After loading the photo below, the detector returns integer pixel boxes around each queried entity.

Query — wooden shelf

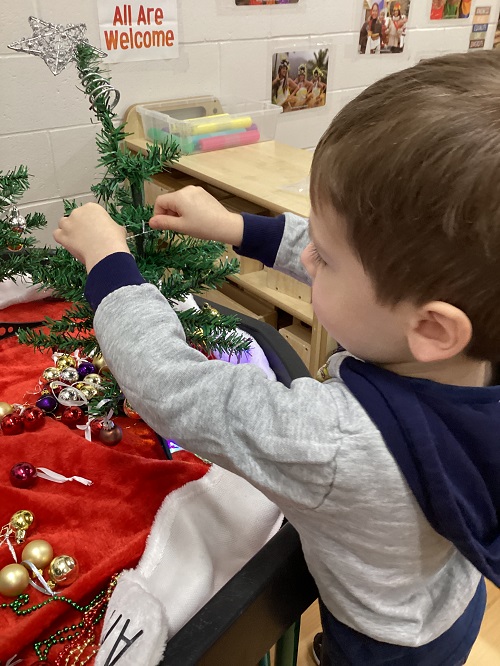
[124,105,311,218]
[229,272,313,326]
[125,101,332,374]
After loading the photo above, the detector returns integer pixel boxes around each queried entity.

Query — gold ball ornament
[42,367,61,382]
[22,539,54,570]
[0,563,30,597]
[92,354,109,373]
[56,355,77,370]
[0,402,14,419]
[0,564,30,597]
[74,383,97,400]
[10,509,34,544]
[48,555,79,588]
[83,373,102,388]
[203,303,220,317]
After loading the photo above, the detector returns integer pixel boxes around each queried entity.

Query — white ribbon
[36,467,93,486]
[22,559,55,596]
[77,401,114,442]
[49,380,88,407]
[51,350,80,365]
[77,416,94,442]
[6,655,23,666]
[0,526,18,562]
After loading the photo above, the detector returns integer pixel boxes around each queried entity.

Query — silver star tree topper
[8,16,87,75]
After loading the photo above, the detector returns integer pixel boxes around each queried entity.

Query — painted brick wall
[1,0,499,245]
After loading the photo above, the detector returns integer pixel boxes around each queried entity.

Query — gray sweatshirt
[93,213,480,647]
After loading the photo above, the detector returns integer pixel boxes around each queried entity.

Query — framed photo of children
[494,9,500,48]
[271,50,328,112]
[430,0,471,20]
[359,1,411,55]
[236,0,298,5]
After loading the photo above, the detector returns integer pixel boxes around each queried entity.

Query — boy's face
[301,205,414,364]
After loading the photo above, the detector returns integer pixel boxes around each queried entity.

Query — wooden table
[124,104,333,375]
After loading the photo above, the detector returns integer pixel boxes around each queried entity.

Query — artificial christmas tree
[0,165,48,282]
[8,37,248,422]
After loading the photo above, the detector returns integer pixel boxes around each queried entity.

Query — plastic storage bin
[136,96,282,155]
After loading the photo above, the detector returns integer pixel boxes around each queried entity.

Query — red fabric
[0,298,70,324]
[0,301,210,662]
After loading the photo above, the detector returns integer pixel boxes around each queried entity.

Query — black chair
[157,298,319,666]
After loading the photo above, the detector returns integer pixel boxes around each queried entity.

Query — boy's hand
[54,202,130,273]
[150,186,244,247]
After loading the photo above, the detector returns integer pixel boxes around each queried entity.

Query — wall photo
[359,1,411,55]
[494,8,500,47]
[430,0,471,20]
[271,50,329,112]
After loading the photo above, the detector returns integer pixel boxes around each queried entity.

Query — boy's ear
[406,301,472,363]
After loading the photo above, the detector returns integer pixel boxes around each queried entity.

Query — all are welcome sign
[97,1,179,62]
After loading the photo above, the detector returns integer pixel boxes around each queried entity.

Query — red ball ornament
[99,424,123,446]
[10,462,38,488]
[22,406,46,432]
[61,406,84,428]
[1,413,24,436]
[90,418,105,439]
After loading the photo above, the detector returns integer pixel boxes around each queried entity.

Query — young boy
[54,51,500,665]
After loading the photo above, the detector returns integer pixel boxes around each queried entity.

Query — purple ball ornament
[35,395,58,413]
[10,462,38,489]
[77,361,96,379]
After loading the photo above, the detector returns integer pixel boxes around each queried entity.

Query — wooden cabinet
[125,103,333,375]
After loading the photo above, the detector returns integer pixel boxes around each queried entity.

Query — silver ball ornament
[59,367,79,384]
[58,387,80,404]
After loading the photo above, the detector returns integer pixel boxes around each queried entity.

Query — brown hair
[310,51,500,361]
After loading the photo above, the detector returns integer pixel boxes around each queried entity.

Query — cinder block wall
[1,0,497,245]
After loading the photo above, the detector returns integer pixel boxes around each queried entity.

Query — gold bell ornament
[10,509,35,544]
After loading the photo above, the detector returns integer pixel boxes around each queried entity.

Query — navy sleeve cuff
[85,252,146,311]
[234,213,286,267]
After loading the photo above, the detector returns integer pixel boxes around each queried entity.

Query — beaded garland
[1,574,118,663]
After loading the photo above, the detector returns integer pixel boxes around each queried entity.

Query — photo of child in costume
[359,0,410,54]
[430,0,471,20]
[494,9,500,48]
[271,50,328,112]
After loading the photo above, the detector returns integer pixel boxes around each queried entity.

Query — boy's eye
[310,244,326,266]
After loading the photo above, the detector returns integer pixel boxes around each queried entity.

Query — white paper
[97,1,179,63]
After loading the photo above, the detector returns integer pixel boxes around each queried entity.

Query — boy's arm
[54,203,337,510]
[151,187,312,285]
[236,212,311,285]
[86,259,338,510]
